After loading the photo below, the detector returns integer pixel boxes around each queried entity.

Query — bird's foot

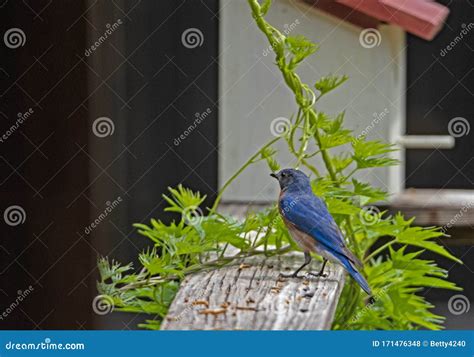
[306,271,328,279]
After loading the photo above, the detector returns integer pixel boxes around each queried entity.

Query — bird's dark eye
[281,172,286,177]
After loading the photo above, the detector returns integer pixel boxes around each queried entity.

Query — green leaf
[319,130,353,149]
[352,179,388,204]
[162,185,206,215]
[315,74,348,96]
[285,35,318,69]
[326,197,360,216]
[352,139,398,169]
[261,146,280,172]
[332,153,353,173]
[396,227,463,264]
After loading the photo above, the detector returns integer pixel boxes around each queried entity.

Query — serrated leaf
[352,179,388,204]
[396,227,462,264]
[319,130,353,149]
[285,35,318,69]
[315,74,348,96]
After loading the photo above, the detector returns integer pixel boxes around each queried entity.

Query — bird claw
[306,272,328,279]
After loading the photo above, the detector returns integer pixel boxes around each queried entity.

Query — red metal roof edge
[338,0,450,40]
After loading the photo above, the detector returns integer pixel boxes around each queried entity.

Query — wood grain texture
[389,189,474,226]
[161,253,345,330]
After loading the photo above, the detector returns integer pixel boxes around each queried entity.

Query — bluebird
[270,168,371,295]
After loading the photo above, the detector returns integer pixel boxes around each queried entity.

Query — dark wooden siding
[0,0,218,329]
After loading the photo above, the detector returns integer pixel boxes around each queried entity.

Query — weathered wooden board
[161,253,345,330]
[389,189,474,227]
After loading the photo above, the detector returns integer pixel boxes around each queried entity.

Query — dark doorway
[406,0,473,189]
[404,0,474,329]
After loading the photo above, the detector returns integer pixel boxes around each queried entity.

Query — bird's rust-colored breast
[278,201,316,253]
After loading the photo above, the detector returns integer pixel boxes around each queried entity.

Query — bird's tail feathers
[338,254,371,295]
[342,246,363,268]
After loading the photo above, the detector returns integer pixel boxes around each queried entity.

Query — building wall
[219,0,405,202]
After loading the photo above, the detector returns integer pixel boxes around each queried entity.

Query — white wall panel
[219,0,405,202]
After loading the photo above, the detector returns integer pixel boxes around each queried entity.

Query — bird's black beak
[270,173,278,179]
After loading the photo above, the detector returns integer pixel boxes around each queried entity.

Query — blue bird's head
[270,168,311,192]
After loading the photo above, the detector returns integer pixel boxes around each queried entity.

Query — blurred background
[0,0,472,329]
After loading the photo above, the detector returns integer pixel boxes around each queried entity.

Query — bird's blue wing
[280,192,356,261]
[280,191,369,294]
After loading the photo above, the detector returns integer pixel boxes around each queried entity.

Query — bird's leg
[279,252,311,278]
[307,258,328,278]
